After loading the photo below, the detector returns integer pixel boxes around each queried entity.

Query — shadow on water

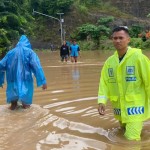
[0,51,150,150]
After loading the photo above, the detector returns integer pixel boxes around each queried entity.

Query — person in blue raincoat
[0,35,47,110]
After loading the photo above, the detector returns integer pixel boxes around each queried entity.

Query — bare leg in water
[10,101,30,110]
[10,100,18,110]
[22,102,30,109]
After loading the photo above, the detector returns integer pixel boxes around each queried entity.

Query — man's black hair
[112,26,129,35]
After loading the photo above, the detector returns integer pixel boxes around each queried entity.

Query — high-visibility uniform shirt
[98,47,150,123]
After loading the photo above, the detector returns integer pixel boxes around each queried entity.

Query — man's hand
[98,103,105,115]
[42,84,47,90]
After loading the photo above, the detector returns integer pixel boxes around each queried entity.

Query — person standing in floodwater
[60,41,69,62]
[70,40,80,63]
[0,35,47,110]
[98,26,150,141]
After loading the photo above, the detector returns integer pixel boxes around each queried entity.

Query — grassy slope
[32,1,150,49]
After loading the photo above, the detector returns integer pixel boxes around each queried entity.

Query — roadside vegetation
[0,0,150,58]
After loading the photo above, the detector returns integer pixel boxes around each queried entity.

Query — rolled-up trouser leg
[124,122,143,141]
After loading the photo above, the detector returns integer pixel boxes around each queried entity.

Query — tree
[0,29,11,59]
[39,0,74,15]
[0,0,34,58]
[79,0,101,6]
[129,24,144,38]
[76,16,114,46]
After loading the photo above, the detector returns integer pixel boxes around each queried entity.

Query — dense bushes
[78,38,150,51]
[141,39,150,50]
[129,38,150,50]
[71,16,114,48]
[0,0,35,58]
[0,0,150,58]
[0,0,74,58]
[0,29,11,59]
[74,22,150,51]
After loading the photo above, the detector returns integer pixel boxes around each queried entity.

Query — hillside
[31,1,150,49]
[1,0,150,53]
[108,0,150,18]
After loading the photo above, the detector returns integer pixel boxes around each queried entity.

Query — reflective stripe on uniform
[127,106,144,115]
[98,95,107,99]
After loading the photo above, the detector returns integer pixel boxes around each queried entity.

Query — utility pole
[57,13,64,44]
[33,9,64,45]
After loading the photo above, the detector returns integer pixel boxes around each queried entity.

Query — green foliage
[99,39,115,50]
[77,24,98,39]
[76,0,130,20]
[7,30,19,41]
[78,40,96,50]
[0,29,11,47]
[0,1,18,14]
[98,1,131,18]
[98,25,111,36]
[0,0,35,58]
[76,23,101,46]
[34,0,74,15]
[75,16,114,46]
[129,24,144,38]
[77,4,88,14]
[129,38,142,48]
[78,0,102,6]
[97,16,114,27]
[0,1,5,12]
[30,0,41,11]
[0,0,149,56]
[147,13,150,18]
[129,38,150,50]
[7,15,21,29]
[142,39,150,50]
[0,29,11,59]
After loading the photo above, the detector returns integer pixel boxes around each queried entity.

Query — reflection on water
[72,66,80,81]
[0,51,150,150]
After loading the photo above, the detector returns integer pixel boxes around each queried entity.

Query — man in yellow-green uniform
[98,26,150,140]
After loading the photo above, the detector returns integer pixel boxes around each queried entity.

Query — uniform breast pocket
[108,78,116,83]
[109,96,118,102]
[125,94,143,106]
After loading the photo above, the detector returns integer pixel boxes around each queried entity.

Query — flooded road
[0,50,150,150]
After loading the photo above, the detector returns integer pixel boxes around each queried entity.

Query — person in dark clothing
[60,41,69,62]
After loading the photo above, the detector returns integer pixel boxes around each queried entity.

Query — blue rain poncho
[0,71,4,87]
[0,35,47,104]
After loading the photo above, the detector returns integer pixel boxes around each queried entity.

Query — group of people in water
[60,40,80,63]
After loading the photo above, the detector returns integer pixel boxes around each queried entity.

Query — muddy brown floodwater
[0,50,150,150]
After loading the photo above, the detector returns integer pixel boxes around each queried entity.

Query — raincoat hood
[16,35,32,49]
